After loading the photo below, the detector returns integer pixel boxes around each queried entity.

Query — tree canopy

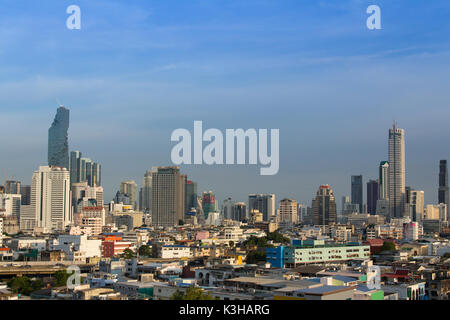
[7,276,43,296]
[246,250,266,264]
[138,245,152,257]
[380,241,396,252]
[170,286,218,300]
[120,248,136,259]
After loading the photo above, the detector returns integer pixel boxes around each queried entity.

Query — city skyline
[1,1,450,210]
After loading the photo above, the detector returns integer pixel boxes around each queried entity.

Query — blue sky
[1,0,450,209]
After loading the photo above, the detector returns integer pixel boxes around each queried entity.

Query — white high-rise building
[0,194,21,218]
[379,161,390,200]
[23,166,71,232]
[388,124,406,219]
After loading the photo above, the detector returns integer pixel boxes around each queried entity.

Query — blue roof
[355,284,378,292]
[332,275,357,283]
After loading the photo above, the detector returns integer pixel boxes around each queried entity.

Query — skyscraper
[48,106,70,169]
[184,180,197,213]
[388,124,406,219]
[139,170,152,213]
[248,194,275,221]
[202,191,216,220]
[409,190,425,222]
[5,181,21,195]
[379,161,389,200]
[120,180,138,210]
[351,175,363,213]
[367,180,379,215]
[341,196,350,214]
[439,160,449,213]
[20,185,31,205]
[70,151,101,187]
[313,185,337,226]
[151,166,186,227]
[279,198,298,224]
[23,166,71,231]
[233,202,247,222]
[222,197,234,220]
[71,181,104,214]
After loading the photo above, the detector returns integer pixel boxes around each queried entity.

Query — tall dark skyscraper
[48,106,70,169]
[439,160,449,209]
[20,185,31,205]
[367,180,379,215]
[351,175,363,213]
[185,180,198,214]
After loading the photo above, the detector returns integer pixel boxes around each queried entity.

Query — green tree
[170,286,218,300]
[380,241,396,252]
[7,276,44,296]
[53,270,73,287]
[138,245,152,257]
[246,250,266,264]
[121,248,136,259]
[267,231,290,244]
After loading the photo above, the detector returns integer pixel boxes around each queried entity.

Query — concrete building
[50,234,102,262]
[21,166,71,232]
[351,175,363,214]
[313,185,337,226]
[388,124,406,219]
[248,194,275,222]
[367,180,379,215]
[120,180,138,210]
[0,194,21,218]
[409,190,425,222]
[279,199,298,225]
[151,167,186,228]
[438,160,449,219]
[267,240,370,268]
[70,151,101,188]
[139,171,152,213]
[222,197,234,220]
[71,182,104,214]
[425,204,447,221]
